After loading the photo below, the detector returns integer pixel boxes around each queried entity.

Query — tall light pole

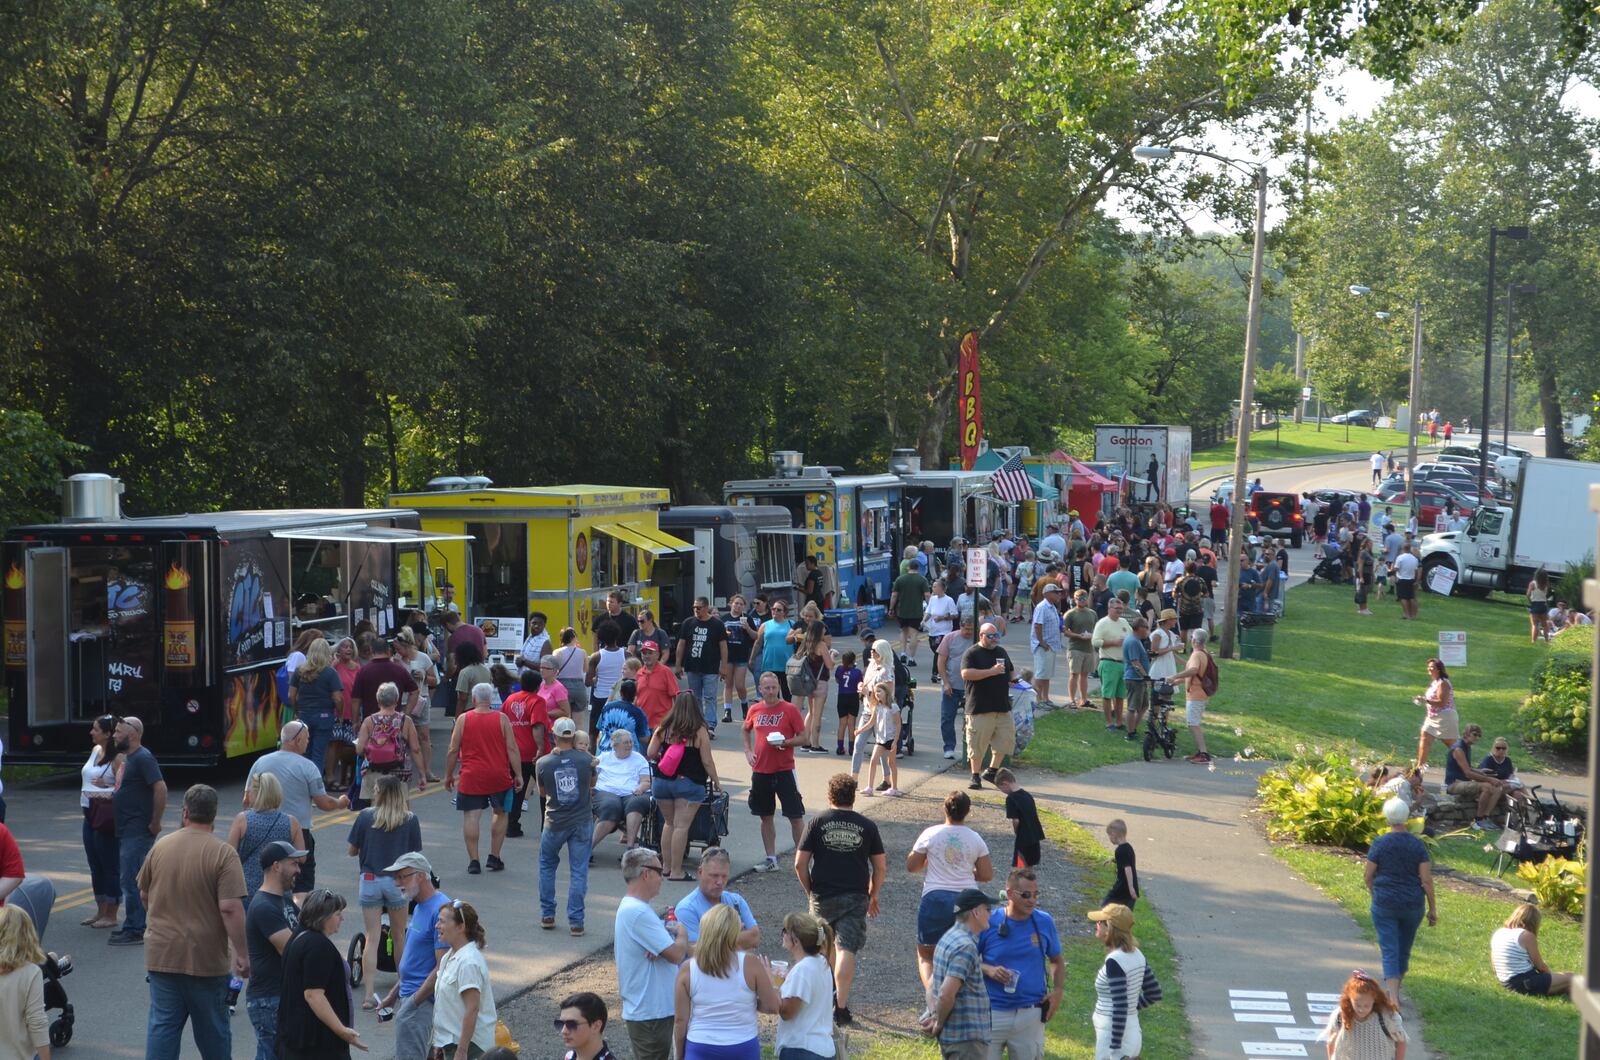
[1134,144,1267,659]
[1505,283,1537,446]
[1482,225,1529,493]
[1351,285,1423,508]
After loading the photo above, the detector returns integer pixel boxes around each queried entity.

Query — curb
[1191,443,1442,496]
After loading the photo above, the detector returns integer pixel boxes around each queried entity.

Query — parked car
[1247,490,1304,548]
[1377,482,1477,528]
[1331,408,1378,427]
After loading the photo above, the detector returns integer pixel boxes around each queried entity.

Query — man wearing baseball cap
[1064,589,1098,711]
[922,888,1000,1058]
[379,852,450,1059]
[537,716,597,935]
[632,640,680,729]
[1028,581,1064,709]
[245,840,306,1060]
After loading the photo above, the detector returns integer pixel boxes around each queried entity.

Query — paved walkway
[1024,758,1436,1060]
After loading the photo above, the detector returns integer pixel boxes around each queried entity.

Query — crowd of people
[5,497,1586,1060]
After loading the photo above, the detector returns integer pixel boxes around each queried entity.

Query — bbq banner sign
[958,330,982,471]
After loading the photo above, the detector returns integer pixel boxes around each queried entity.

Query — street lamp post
[1134,144,1267,659]
[1482,225,1529,493]
[1505,284,1537,446]
[1350,286,1423,508]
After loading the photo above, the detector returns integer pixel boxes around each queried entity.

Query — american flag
[990,453,1035,502]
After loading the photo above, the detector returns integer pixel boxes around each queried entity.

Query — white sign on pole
[1438,630,1467,668]
[965,548,988,587]
[1301,386,1312,400]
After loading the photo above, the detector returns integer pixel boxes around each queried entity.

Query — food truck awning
[269,525,475,544]
[594,521,696,558]
[1067,458,1118,491]
[757,528,846,537]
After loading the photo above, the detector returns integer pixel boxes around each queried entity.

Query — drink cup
[1003,968,1019,994]
[771,960,789,984]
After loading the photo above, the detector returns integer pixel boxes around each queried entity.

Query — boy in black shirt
[1103,818,1139,906]
[995,768,1044,868]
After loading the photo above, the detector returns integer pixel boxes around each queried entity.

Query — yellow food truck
[388,481,696,652]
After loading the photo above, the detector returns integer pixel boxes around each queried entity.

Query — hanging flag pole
[958,331,982,471]
[989,453,1036,503]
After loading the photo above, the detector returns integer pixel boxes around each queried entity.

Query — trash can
[1238,610,1278,662]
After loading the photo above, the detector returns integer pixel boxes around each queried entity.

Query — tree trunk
[1533,343,1567,459]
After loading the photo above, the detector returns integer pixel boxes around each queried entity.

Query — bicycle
[1142,682,1178,762]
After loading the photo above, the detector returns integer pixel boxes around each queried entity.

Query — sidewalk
[1023,759,1436,1060]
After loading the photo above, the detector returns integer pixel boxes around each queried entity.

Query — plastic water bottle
[227,975,243,1013]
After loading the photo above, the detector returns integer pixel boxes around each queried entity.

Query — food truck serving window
[466,522,527,619]
[860,507,892,554]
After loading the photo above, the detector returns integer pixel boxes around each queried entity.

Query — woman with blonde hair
[1491,902,1574,997]
[1323,969,1406,1059]
[674,904,780,1060]
[648,692,722,880]
[225,769,304,906]
[0,904,50,1060]
[289,637,347,786]
[1089,903,1161,1060]
[776,912,837,1058]
[346,773,421,1006]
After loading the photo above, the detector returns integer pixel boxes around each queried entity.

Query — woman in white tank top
[79,714,122,928]
[587,624,628,710]
[675,905,780,1059]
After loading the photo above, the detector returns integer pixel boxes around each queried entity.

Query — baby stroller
[11,877,75,1048]
[894,651,916,757]
[1306,552,1345,584]
[1496,785,1585,869]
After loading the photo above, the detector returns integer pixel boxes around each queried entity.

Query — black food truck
[3,476,466,766]
[655,505,795,628]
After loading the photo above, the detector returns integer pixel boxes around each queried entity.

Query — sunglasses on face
[553,1018,589,1032]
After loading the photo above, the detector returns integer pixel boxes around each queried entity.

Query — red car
[1408,483,1476,529]
[1247,491,1304,548]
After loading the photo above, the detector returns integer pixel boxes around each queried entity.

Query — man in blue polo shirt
[377,852,450,1060]
[978,867,1065,1060]
[673,847,759,952]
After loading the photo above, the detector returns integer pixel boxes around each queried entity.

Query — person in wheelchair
[591,730,654,857]
[1476,736,1533,810]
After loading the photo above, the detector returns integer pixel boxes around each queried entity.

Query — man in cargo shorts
[960,623,1015,789]
[1064,589,1099,711]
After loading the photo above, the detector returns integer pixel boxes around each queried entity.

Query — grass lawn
[1276,844,1579,1058]
[1192,421,1417,471]
[1023,581,1549,775]
[863,805,1191,1060]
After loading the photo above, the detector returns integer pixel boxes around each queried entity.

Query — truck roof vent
[59,473,124,522]
[771,451,804,478]
[425,476,470,491]
[890,448,921,474]
[462,475,494,488]
[801,465,830,478]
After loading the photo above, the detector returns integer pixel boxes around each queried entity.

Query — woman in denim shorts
[346,774,422,1004]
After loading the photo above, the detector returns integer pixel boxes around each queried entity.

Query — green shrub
[1553,555,1595,610]
[1257,751,1387,850]
[1516,846,1587,917]
[1516,625,1593,751]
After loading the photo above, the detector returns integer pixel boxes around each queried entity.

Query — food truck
[389,481,696,653]
[3,475,465,765]
[724,453,902,606]
[656,505,794,627]
[897,460,1011,546]
[964,446,1066,539]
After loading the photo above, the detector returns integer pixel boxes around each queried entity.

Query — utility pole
[1406,300,1422,508]
[1293,85,1313,424]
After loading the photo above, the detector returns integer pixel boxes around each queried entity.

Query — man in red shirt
[350,637,419,721]
[502,668,552,838]
[1210,498,1231,552]
[1095,546,1121,579]
[633,642,680,728]
[742,673,807,873]
[0,823,24,905]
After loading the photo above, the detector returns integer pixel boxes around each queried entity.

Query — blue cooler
[866,604,887,629]
[824,609,858,637]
